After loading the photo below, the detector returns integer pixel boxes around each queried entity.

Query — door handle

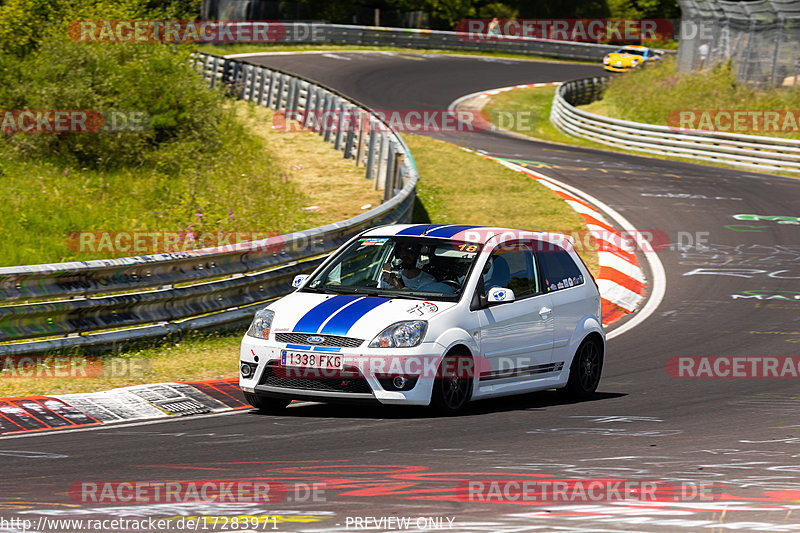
[539,306,552,319]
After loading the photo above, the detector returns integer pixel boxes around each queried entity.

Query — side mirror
[487,287,515,304]
[292,274,308,288]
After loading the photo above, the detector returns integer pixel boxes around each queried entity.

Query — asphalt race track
[2,52,800,532]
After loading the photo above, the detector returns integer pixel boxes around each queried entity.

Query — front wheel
[561,338,603,399]
[244,392,291,413]
[430,354,473,415]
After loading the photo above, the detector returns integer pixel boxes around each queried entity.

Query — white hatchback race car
[240,224,605,414]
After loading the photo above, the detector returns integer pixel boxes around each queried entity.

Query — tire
[561,337,603,399]
[430,353,473,415]
[244,392,291,413]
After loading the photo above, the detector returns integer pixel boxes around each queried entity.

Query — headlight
[369,321,427,348]
[246,308,274,339]
[603,57,609,64]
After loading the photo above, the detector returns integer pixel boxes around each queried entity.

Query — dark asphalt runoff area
[1,52,799,532]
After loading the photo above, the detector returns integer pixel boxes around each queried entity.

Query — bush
[3,30,230,170]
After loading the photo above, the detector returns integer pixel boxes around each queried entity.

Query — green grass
[483,61,800,177]
[0,102,383,267]
[1,133,596,397]
[483,85,611,150]
[406,134,589,236]
[0,330,243,397]
[593,57,800,140]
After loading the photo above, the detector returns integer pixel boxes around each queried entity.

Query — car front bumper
[240,336,446,406]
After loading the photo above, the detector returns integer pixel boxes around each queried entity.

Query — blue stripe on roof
[291,295,360,333]
[425,224,479,238]
[396,224,445,236]
[319,297,389,336]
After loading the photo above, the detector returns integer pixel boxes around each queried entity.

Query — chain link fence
[677,0,800,87]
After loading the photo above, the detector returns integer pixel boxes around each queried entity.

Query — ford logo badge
[307,336,324,344]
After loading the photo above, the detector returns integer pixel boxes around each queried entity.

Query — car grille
[260,362,372,394]
[274,332,364,348]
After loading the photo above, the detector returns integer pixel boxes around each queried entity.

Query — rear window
[535,241,585,292]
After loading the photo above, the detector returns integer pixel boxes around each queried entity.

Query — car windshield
[303,236,481,302]
[619,47,645,56]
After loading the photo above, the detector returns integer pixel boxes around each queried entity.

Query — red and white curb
[488,157,648,327]
[0,378,246,436]
[480,82,562,97]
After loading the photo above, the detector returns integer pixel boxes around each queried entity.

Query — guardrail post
[303,86,318,130]
[344,108,356,159]
[265,70,276,108]
[334,102,347,151]
[229,61,240,87]
[393,152,405,191]
[383,142,397,202]
[374,132,388,190]
[275,75,285,110]
[295,81,305,112]
[324,97,337,142]
[286,78,297,113]
[355,112,367,165]
[210,56,220,88]
[317,93,329,136]
[256,68,267,105]
[245,65,255,100]
[365,124,379,180]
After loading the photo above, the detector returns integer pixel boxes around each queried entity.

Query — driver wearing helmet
[380,242,436,290]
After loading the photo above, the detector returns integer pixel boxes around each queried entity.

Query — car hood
[605,53,640,63]
[268,292,455,340]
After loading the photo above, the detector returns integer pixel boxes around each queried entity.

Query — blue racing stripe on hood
[291,295,360,333]
[319,297,389,335]
[426,224,479,238]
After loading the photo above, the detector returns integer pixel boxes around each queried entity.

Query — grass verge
[483,69,800,177]
[1,133,596,397]
[596,57,800,141]
[0,331,244,397]
[0,101,381,266]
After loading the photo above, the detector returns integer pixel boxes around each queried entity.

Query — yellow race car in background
[603,45,662,72]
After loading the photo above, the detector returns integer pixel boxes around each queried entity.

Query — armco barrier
[551,76,800,174]
[299,23,622,61]
[0,52,418,355]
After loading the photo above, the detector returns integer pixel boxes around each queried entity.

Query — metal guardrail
[308,23,622,61]
[0,52,418,355]
[551,76,800,174]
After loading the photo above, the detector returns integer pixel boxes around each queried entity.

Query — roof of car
[362,224,572,245]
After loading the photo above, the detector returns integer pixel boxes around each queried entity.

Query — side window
[483,243,539,298]
[535,240,585,292]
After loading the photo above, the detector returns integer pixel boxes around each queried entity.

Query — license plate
[280,350,343,370]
